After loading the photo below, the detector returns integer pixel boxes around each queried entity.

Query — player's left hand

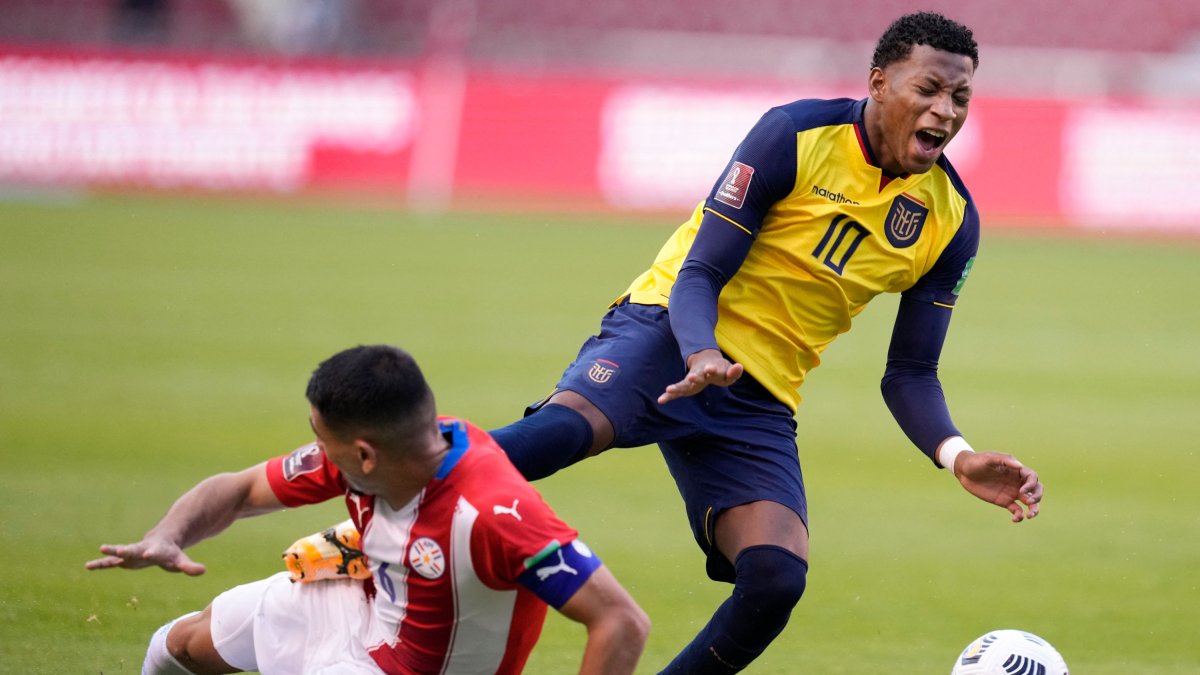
[953,451,1043,523]
[658,349,744,404]
[85,537,207,576]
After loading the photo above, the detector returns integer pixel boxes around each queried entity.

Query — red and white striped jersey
[265,417,590,674]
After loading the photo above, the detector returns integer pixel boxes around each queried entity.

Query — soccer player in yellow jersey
[492,12,1044,673]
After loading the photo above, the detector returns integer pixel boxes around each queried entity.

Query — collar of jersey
[853,98,911,186]
[435,419,470,480]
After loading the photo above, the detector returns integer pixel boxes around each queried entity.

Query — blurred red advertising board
[2,45,1197,230]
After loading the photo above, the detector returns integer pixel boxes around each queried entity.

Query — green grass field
[2,192,1198,674]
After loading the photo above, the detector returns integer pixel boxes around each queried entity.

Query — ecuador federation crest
[586,359,620,386]
[884,193,929,249]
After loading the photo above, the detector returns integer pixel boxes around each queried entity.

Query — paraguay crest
[408,537,446,579]
[884,193,929,249]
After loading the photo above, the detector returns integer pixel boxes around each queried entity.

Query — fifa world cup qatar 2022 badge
[283,443,324,481]
[885,193,929,249]
[715,162,755,209]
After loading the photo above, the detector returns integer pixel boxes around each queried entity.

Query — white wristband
[937,436,974,473]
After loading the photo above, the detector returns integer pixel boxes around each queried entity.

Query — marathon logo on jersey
[884,193,929,249]
[714,161,754,209]
[587,359,620,386]
[282,443,324,481]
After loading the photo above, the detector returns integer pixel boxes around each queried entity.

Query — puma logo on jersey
[493,499,522,520]
[347,492,373,524]
[535,550,578,581]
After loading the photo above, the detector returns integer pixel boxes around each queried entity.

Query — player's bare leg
[713,500,809,562]
[161,606,239,674]
[662,501,810,674]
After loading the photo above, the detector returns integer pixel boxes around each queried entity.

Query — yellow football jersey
[622,98,978,411]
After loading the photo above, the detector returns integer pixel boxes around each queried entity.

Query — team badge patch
[282,444,324,481]
[586,359,620,386]
[714,161,754,209]
[884,193,929,249]
[408,537,446,579]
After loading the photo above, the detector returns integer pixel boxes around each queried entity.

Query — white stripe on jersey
[364,489,422,651]
[441,496,518,675]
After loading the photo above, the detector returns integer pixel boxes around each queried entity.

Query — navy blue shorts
[538,301,805,582]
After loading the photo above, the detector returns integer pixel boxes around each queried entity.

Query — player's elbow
[623,601,652,648]
[599,596,651,654]
[608,601,652,671]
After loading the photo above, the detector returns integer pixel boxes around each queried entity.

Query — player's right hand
[85,538,207,576]
[954,451,1043,523]
[658,349,744,404]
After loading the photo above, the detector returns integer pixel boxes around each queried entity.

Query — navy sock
[489,404,595,480]
[660,545,808,674]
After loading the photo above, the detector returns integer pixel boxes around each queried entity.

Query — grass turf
[1,192,1197,673]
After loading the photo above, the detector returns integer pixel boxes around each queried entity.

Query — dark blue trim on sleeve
[517,539,603,610]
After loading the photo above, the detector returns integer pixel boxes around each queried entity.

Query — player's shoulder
[771,97,864,134]
[934,152,973,205]
[438,417,534,493]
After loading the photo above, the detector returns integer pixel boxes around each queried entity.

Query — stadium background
[1,1,1198,673]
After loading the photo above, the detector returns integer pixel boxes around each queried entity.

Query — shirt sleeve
[469,461,591,602]
[881,205,980,464]
[902,199,979,307]
[880,297,960,463]
[670,107,797,361]
[517,539,604,609]
[264,442,347,507]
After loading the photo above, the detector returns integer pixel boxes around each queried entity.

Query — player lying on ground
[489,11,1043,674]
[87,344,649,675]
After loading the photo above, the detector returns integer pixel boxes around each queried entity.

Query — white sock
[142,612,200,675]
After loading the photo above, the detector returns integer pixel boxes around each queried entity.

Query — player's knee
[162,608,230,675]
[734,544,808,617]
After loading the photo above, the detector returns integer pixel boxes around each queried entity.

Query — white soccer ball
[949,629,1069,675]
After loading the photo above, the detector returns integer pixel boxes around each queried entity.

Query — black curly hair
[871,12,978,71]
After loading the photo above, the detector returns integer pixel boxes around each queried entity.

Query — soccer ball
[949,629,1069,675]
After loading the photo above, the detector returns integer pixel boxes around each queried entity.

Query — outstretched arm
[659,213,754,404]
[85,462,283,575]
[557,565,650,675]
[883,298,1043,522]
[661,108,797,404]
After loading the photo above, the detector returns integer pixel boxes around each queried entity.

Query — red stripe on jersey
[390,488,458,673]
[853,122,870,164]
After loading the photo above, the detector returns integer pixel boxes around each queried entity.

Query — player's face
[869,44,974,175]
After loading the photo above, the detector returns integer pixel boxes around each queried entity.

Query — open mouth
[915,128,947,153]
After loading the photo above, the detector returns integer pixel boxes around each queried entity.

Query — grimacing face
[870,43,974,176]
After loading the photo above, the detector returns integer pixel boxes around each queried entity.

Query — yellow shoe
[282,519,371,583]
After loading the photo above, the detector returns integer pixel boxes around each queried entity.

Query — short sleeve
[265,442,346,507]
[702,107,798,234]
[517,539,603,609]
[468,468,581,590]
